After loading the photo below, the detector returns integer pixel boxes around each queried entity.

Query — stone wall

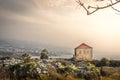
[75,48,92,61]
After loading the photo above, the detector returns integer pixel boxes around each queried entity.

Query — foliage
[92,60,120,67]
[1,56,120,80]
[2,57,120,80]
[21,53,31,63]
[40,49,49,59]
[92,60,101,67]
[109,60,120,67]
[57,61,101,80]
[100,58,110,66]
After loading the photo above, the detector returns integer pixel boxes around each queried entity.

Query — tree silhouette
[100,57,109,66]
[40,49,49,59]
[76,0,120,15]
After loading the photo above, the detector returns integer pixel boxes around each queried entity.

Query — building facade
[74,43,93,61]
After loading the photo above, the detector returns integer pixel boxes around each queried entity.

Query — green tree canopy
[100,57,109,66]
[40,49,49,59]
[21,53,31,63]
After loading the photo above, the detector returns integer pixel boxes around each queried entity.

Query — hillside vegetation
[0,56,120,80]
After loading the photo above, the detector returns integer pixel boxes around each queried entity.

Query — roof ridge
[75,43,92,49]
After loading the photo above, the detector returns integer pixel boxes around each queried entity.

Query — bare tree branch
[110,0,120,12]
[75,0,120,15]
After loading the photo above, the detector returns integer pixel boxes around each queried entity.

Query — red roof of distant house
[75,43,92,49]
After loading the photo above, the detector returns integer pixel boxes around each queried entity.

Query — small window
[84,50,86,54]
[87,50,89,54]
[79,50,81,54]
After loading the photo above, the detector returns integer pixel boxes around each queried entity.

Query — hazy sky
[0,0,120,59]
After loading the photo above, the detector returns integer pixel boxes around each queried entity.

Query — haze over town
[0,0,120,59]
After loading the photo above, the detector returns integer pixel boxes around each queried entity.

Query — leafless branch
[75,0,120,15]
[110,0,120,12]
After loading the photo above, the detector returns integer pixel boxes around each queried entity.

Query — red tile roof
[75,43,92,49]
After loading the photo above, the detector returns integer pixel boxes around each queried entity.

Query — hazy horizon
[0,0,120,59]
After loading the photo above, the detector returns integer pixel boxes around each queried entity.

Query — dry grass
[101,77,113,80]
[101,67,120,80]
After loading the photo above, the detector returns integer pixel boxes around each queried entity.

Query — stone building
[74,43,93,61]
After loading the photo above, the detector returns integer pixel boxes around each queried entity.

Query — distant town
[0,39,73,58]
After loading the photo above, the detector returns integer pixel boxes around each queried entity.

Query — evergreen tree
[40,49,49,59]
